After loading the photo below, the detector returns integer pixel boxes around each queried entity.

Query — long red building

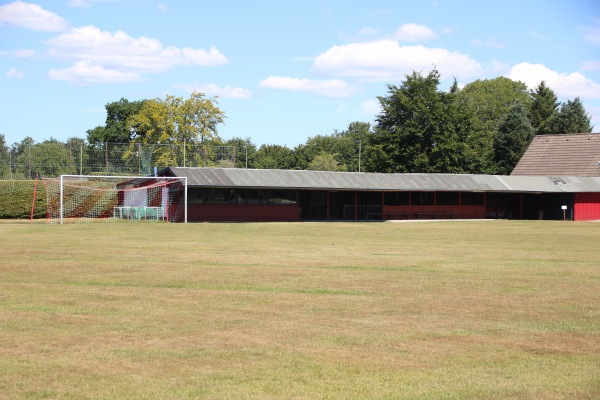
[159,167,600,222]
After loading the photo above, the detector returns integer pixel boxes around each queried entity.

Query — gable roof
[511,133,600,176]
[162,167,600,193]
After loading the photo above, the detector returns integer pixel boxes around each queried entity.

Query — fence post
[105,142,109,174]
[30,173,38,223]
[69,141,73,174]
[138,143,141,174]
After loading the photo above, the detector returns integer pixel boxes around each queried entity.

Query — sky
[1,0,599,148]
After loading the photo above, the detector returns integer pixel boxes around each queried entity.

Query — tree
[87,98,147,143]
[547,98,593,134]
[528,81,559,135]
[253,144,295,169]
[493,102,535,175]
[126,92,226,166]
[368,69,474,173]
[456,77,531,173]
[291,122,371,171]
[223,137,257,168]
[307,152,347,171]
[0,134,8,178]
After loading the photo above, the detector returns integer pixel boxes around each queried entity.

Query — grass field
[0,220,599,399]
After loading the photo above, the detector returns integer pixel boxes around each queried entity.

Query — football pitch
[0,221,599,399]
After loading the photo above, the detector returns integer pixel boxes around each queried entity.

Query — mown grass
[0,221,599,399]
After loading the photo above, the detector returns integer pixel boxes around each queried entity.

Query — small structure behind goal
[44,175,187,224]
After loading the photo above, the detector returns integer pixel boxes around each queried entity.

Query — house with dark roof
[512,133,600,176]
[159,167,600,222]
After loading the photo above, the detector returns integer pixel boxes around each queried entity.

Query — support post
[60,174,64,225]
[30,173,38,223]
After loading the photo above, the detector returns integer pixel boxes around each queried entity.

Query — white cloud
[11,49,35,58]
[581,17,600,46]
[177,83,251,99]
[580,60,600,71]
[311,39,482,81]
[259,76,357,97]
[0,1,68,31]
[392,23,437,42]
[472,38,505,48]
[361,99,380,115]
[48,60,142,83]
[43,25,228,82]
[357,27,378,37]
[5,67,25,78]
[508,62,600,99]
[68,0,96,7]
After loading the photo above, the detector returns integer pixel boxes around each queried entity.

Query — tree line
[1,69,593,177]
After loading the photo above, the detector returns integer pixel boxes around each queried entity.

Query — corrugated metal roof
[163,167,600,193]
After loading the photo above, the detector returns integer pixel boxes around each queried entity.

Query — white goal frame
[57,174,187,224]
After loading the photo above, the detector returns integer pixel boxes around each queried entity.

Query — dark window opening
[411,192,434,206]
[384,192,409,205]
[436,192,459,206]
[461,192,484,206]
[187,188,298,205]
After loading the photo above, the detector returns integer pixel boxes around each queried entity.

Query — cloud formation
[44,25,228,83]
[581,17,600,46]
[509,62,600,99]
[311,39,482,81]
[48,60,141,83]
[0,1,68,32]
[177,83,252,99]
[5,67,25,78]
[392,23,437,42]
[259,76,357,97]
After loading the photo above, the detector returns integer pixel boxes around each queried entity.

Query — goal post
[44,175,187,224]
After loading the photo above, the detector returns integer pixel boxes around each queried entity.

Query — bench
[365,212,410,220]
[414,212,454,219]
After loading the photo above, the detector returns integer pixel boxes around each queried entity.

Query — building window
[436,192,459,205]
[188,188,298,205]
[384,192,409,205]
[411,192,434,206]
[461,192,484,206]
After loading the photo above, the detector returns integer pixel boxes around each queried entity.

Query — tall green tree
[292,122,371,171]
[223,137,257,168]
[368,69,474,173]
[126,92,226,166]
[547,98,593,134]
[253,144,295,169]
[456,77,531,173]
[0,134,8,178]
[87,98,147,143]
[493,102,535,175]
[307,152,347,171]
[528,81,559,135]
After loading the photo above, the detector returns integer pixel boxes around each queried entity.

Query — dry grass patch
[0,221,599,399]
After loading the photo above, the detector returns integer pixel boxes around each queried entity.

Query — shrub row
[0,180,47,219]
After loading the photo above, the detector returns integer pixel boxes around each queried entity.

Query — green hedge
[0,180,47,219]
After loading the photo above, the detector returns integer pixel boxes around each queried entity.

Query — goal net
[43,175,187,224]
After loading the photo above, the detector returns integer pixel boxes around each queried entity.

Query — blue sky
[1,0,599,148]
